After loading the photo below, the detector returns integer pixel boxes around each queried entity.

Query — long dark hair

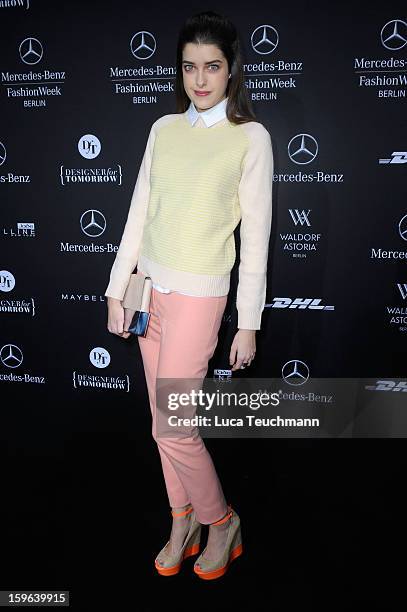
[175,11,257,125]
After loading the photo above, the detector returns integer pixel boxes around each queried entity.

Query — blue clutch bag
[122,272,153,337]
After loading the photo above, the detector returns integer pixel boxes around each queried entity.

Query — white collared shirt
[186,95,228,127]
[152,96,228,295]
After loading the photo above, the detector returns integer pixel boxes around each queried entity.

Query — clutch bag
[122,271,153,337]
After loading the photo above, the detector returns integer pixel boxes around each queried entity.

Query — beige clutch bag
[122,271,153,337]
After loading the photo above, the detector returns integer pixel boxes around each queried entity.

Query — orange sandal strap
[171,505,193,517]
[211,506,233,526]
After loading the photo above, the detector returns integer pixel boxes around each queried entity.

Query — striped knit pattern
[139,115,248,275]
[104,109,274,330]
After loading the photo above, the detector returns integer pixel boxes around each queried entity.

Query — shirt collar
[186,96,228,127]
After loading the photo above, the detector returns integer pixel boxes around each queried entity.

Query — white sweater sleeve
[236,122,274,330]
[104,121,156,300]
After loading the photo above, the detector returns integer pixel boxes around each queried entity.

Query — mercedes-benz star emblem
[0,142,6,166]
[288,134,319,165]
[282,359,310,385]
[19,37,43,65]
[398,214,407,241]
[1,344,24,368]
[381,19,407,51]
[80,210,107,237]
[250,25,279,55]
[130,31,156,60]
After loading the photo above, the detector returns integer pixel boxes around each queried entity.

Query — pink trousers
[137,281,229,525]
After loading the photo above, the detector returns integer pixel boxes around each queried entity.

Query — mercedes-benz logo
[251,25,279,55]
[0,271,15,292]
[1,344,23,368]
[282,359,309,385]
[19,37,43,65]
[130,31,156,60]
[288,134,319,165]
[89,347,110,368]
[80,210,106,237]
[398,213,407,241]
[381,19,407,51]
[78,134,101,159]
[0,142,6,166]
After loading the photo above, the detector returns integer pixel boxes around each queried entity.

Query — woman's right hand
[107,297,131,339]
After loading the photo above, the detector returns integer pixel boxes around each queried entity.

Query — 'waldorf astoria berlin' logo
[279,209,322,258]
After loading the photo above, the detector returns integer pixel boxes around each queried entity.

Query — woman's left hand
[229,329,256,371]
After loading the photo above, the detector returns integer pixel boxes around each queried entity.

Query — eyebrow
[182,59,223,64]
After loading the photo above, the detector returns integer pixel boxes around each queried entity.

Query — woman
[105,11,273,580]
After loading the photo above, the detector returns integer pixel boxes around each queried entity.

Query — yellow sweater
[105,111,273,330]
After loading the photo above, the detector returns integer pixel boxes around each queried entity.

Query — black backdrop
[2,1,407,418]
[1,0,406,607]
